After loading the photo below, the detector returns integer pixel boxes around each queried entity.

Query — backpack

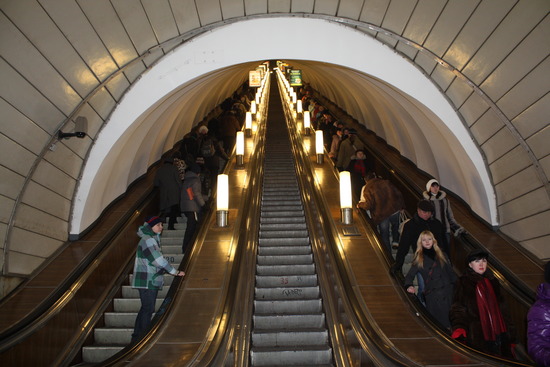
[199,137,215,158]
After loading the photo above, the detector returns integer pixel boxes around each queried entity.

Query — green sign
[289,70,302,86]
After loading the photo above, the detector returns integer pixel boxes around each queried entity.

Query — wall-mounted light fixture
[303,111,311,135]
[245,112,252,137]
[236,131,244,166]
[217,174,229,227]
[315,130,324,164]
[339,171,353,224]
[58,116,88,140]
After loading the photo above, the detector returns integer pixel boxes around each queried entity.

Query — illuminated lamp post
[245,112,252,137]
[217,174,229,227]
[303,111,311,135]
[339,171,353,224]
[315,130,324,164]
[236,131,244,166]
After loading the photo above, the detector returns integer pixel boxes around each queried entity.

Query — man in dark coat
[153,156,182,230]
[392,199,447,276]
[357,172,404,254]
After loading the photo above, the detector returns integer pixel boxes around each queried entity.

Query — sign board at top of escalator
[249,70,262,87]
[289,69,302,87]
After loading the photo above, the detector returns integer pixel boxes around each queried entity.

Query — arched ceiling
[1,1,548,280]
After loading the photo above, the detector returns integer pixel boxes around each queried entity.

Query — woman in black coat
[405,230,456,328]
[450,249,516,358]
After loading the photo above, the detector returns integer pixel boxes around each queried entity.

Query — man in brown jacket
[357,172,404,254]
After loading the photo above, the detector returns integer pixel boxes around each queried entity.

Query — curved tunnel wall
[0,2,548,291]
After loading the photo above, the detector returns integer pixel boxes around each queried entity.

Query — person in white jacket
[423,179,465,246]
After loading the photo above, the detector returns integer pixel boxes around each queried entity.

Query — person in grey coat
[154,156,182,230]
[180,163,205,254]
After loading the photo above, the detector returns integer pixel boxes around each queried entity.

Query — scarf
[475,277,507,341]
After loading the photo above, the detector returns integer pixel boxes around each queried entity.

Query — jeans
[378,210,401,254]
[132,288,158,343]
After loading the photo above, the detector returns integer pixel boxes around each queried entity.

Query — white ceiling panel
[431,63,455,91]
[112,0,157,54]
[0,166,25,200]
[512,92,550,139]
[313,0,338,15]
[527,125,550,159]
[446,77,474,109]
[489,145,532,185]
[443,0,515,70]
[359,0,388,26]
[221,0,245,18]
[245,0,267,15]
[336,0,363,19]
[196,0,223,25]
[269,0,291,13]
[0,134,36,177]
[0,60,65,133]
[142,0,179,43]
[104,72,132,102]
[291,0,314,13]
[381,0,415,35]
[481,127,517,165]
[470,108,505,145]
[78,0,139,67]
[170,0,201,33]
[0,99,50,156]
[402,0,446,45]
[423,0,478,57]
[458,92,490,126]
[40,0,119,81]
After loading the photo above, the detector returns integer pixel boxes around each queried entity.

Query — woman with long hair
[405,230,456,328]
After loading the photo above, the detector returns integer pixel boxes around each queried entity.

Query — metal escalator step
[113,298,163,312]
[261,200,301,207]
[104,312,139,327]
[260,210,304,217]
[250,345,333,366]
[257,254,313,265]
[253,313,325,329]
[93,327,132,345]
[259,230,308,238]
[255,286,320,300]
[256,264,315,276]
[255,274,317,287]
[251,329,329,347]
[258,238,310,246]
[258,246,311,256]
[260,216,305,224]
[260,222,307,231]
[254,299,322,314]
[82,346,125,364]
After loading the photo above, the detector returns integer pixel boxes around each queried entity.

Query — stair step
[255,286,319,300]
[82,345,125,364]
[113,298,163,312]
[259,230,309,239]
[253,313,325,329]
[104,312,139,327]
[257,254,312,265]
[260,216,305,224]
[251,329,329,347]
[254,299,323,314]
[94,328,133,344]
[260,222,307,231]
[258,246,311,256]
[258,238,310,246]
[250,345,333,366]
[255,275,317,287]
[256,264,315,276]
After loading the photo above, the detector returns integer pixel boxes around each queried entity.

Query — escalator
[0,67,540,367]
[250,100,333,365]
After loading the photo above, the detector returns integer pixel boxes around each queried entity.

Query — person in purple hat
[527,262,550,366]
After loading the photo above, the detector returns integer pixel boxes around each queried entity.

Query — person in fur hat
[424,179,465,246]
[450,249,516,358]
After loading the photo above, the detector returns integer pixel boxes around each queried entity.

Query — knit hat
[426,179,439,192]
[145,216,163,228]
[466,248,489,264]
[198,125,208,134]
[417,199,434,213]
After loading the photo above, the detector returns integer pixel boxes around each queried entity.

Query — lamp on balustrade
[296,100,303,114]
[250,101,257,115]
[303,111,311,135]
[245,112,252,137]
[315,130,324,164]
[236,131,244,166]
[339,171,353,224]
[217,174,229,227]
